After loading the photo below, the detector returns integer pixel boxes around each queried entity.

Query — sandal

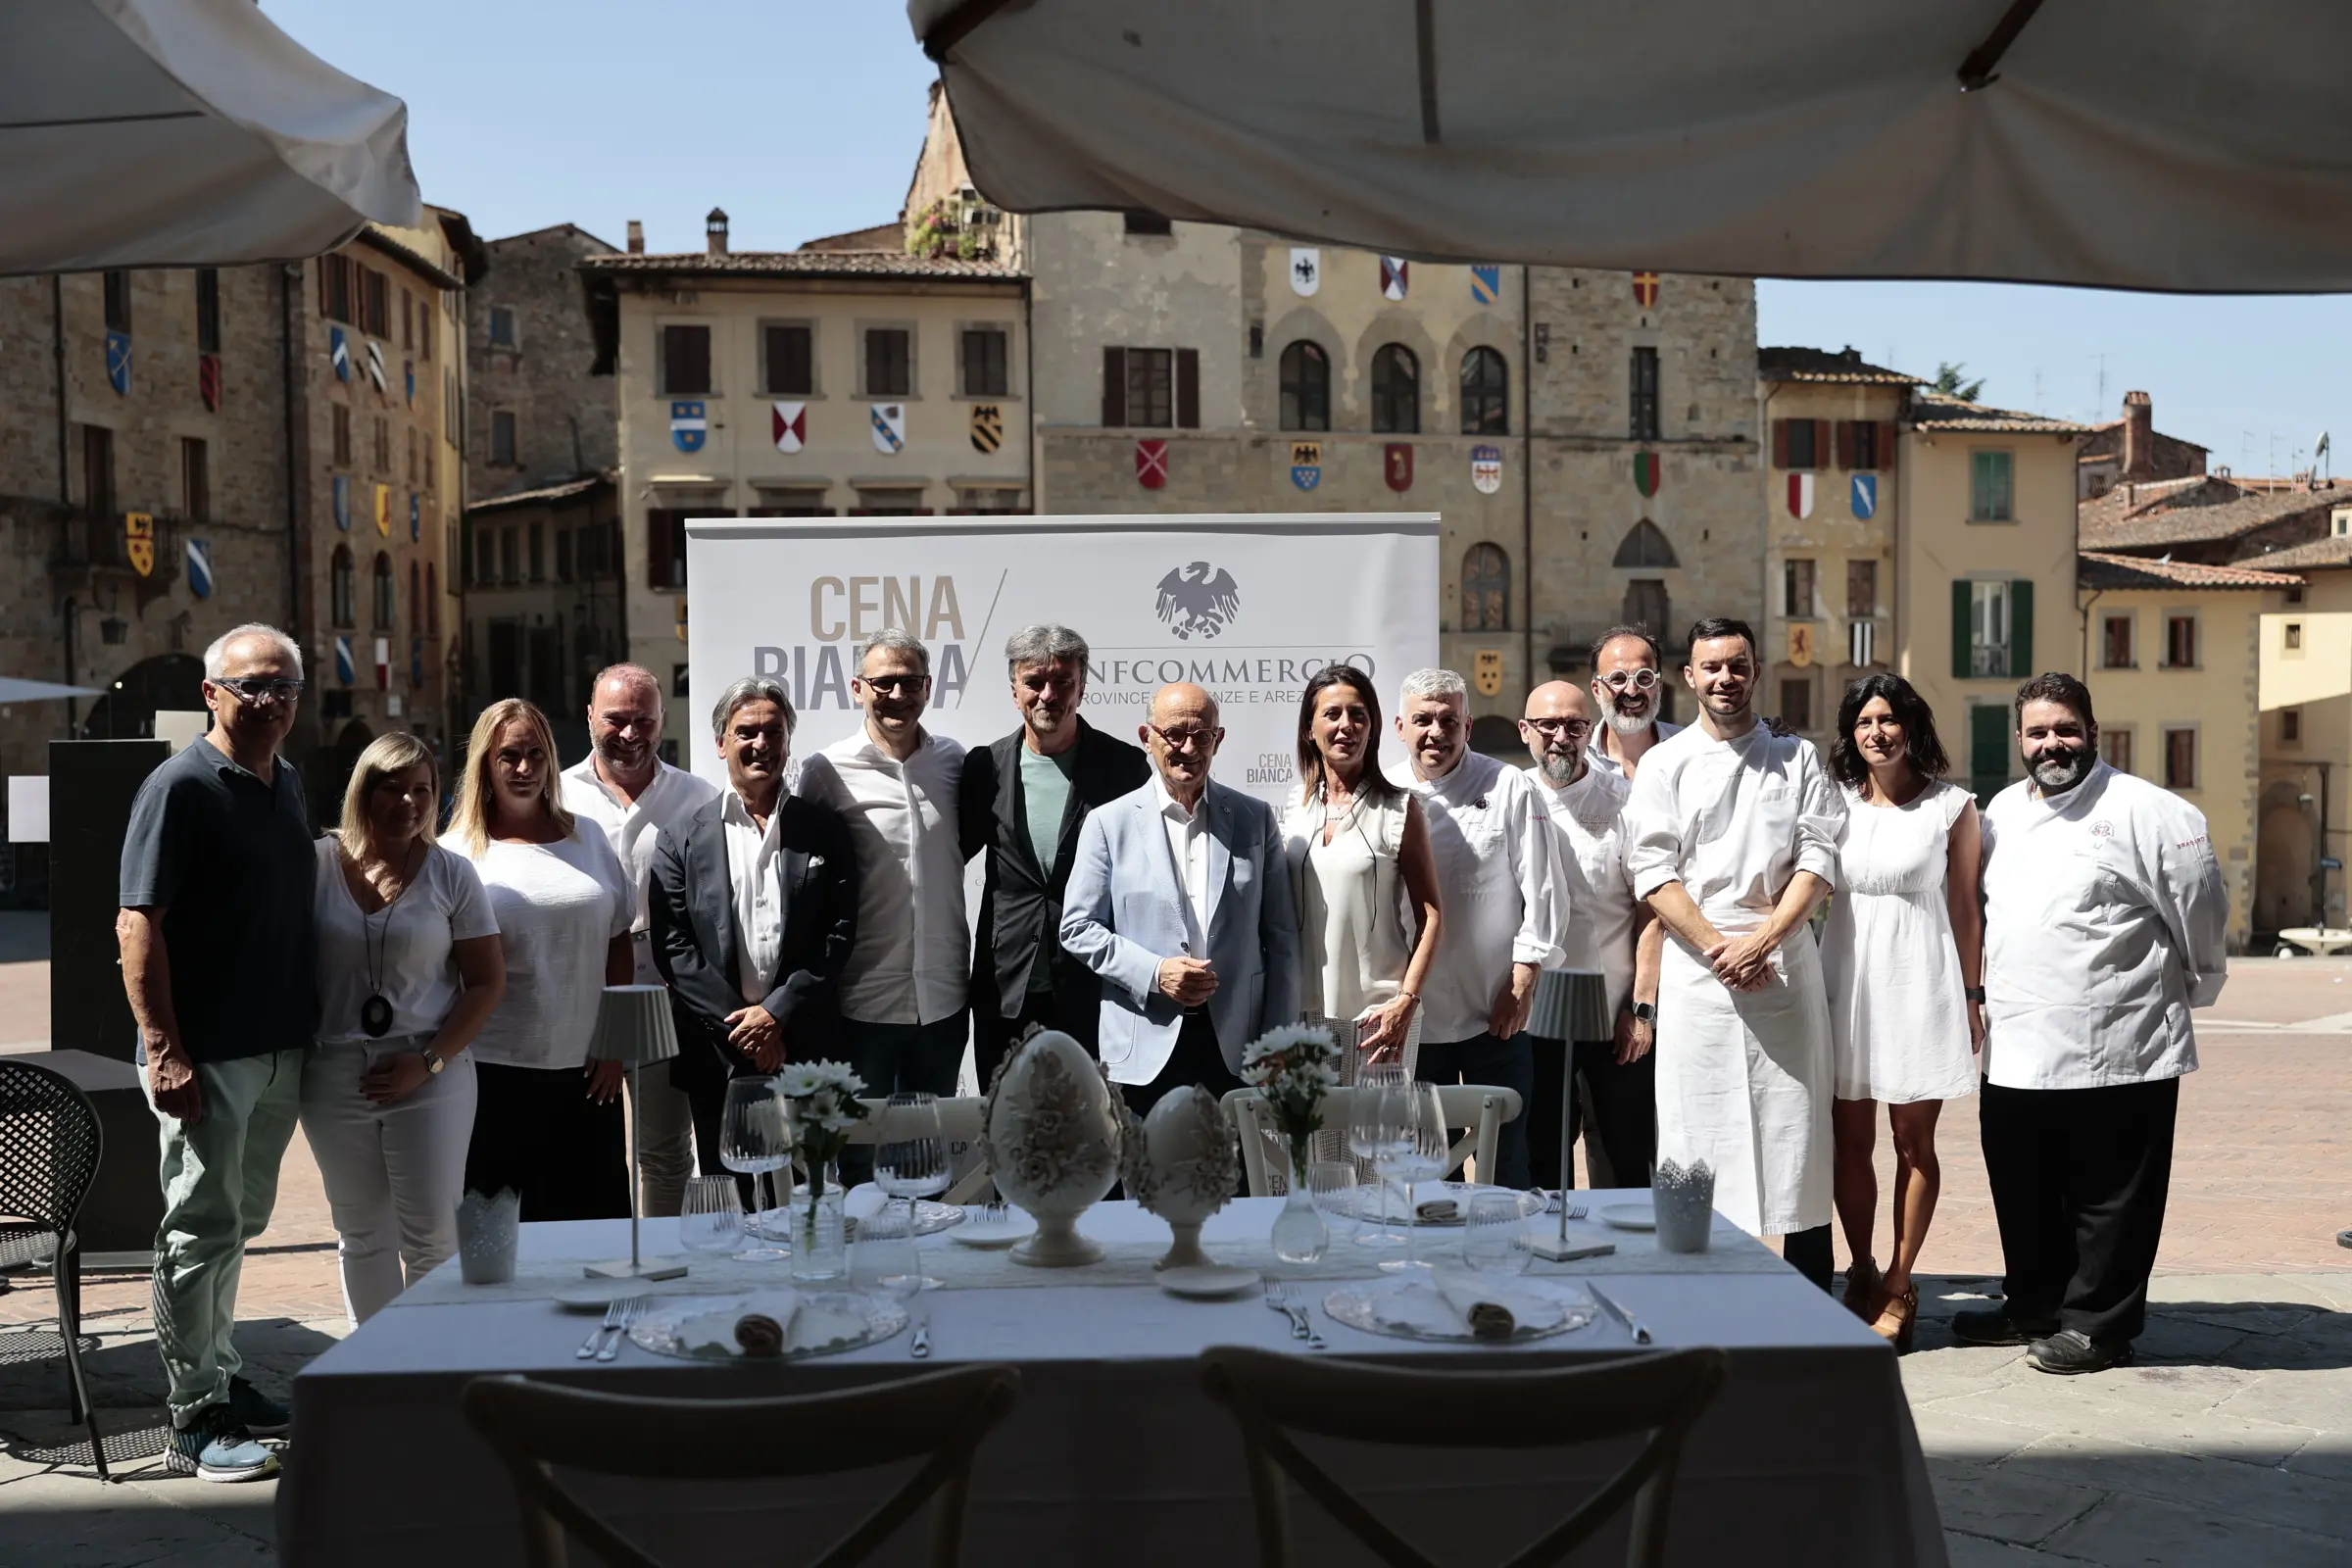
[1872,1284,1919,1353]
[1841,1256,1882,1322]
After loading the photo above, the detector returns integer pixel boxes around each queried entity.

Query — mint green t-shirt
[1019,745,1078,994]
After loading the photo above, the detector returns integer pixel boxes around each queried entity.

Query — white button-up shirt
[1389,749,1566,1043]
[1529,761,1640,1020]
[561,756,720,983]
[1586,717,1684,780]
[719,787,788,1005]
[1152,771,1212,954]
[795,727,967,1025]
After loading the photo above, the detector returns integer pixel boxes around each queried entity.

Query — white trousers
[299,1037,478,1324]
[628,1067,697,1218]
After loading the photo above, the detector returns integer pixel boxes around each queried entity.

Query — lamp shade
[1526,968,1613,1045]
[587,984,679,1069]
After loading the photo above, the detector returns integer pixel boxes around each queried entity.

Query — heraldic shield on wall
[871,403,907,455]
[1385,443,1413,492]
[1291,441,1320,491]
[670,401,707,453]
[1136,438,1169,489]
[772,401,806,453]
[1471,444,1503,495]
[970,403,1004,454]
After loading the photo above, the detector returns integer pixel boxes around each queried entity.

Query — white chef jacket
[1980,761,2228,1090]
[1388,749,1565,1043]
[794,727,967,1026]
[1528,762,1639,1020]
[1152,772,1212,955]
[561,756,719,984]
[1586,718,1683,780]
[718,787,787,1005]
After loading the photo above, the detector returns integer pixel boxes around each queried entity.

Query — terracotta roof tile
[1907,391,2089,433]
[2237,536,2352,571]
[2078,551,2302,590]
[579,250,1022,281]
[1758,346,1924,385]
[2081,484,2348,550]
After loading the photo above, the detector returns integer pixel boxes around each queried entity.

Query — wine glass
[1348,1063,1408,1250]
[678,1175,744,1257]
[854,1202,924,1307]
[1462,1190,1533,1278]
[874,1092,949,1289]
[1375,1080,1447,1274]
[719,1076,792,1260]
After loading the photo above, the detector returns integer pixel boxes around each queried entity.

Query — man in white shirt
[1587,625,1685,782]
[1521,680,1662,1191]
[795,631,968,1175]
[1388,667,1566,1190]
[1626,617,1845,1290]
[560,664,718,1217]
[1959,672,2230,1374]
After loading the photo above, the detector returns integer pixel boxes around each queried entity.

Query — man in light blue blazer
[1060,683,1301,1116]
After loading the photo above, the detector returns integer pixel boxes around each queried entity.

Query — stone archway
[2256,797,2316,934]
[80,654,204,740]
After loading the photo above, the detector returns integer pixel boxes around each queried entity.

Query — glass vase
[1270,1150,1329,1264]
[790,1156,848,1283]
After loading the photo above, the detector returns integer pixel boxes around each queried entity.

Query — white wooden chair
[1220,1084,1523,1197]
[845,1096,996,1203]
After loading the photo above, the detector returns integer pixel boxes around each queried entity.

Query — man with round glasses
[1586,625,1684,782]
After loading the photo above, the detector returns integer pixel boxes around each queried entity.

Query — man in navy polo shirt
[118,623,319,1482]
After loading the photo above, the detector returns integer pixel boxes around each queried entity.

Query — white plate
[1158,1264,1262,1299]
[1322,1277,1597,1344]
[627,1291,904,1362]
[1331,1181,1542,1228]
[1598,1202,1656,1232]
[552,1279,649,1311]
[950,1213,1037,1250]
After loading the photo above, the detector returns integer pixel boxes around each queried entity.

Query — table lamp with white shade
[583,984,689,1282]
[1523,966,1613,1261]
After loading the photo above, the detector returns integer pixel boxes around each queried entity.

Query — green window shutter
[2010,577,2034,676]
[1969,704,2011,805]
[1951,579,1973,678]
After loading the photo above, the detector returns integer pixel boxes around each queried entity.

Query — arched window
[1371,343,1419,434]
[426,562,439,637]
[409,561,422,635]
[1278,340,1329,431]
[1460,347,1509,435]
[1612,519,1679,568]
[371,552,395,629]
[1461,542,1510,630]
[330,545,356,628]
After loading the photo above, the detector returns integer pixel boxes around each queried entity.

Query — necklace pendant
[362,994,394,1038]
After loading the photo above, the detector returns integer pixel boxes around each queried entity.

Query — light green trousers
[146,1048,306,1429]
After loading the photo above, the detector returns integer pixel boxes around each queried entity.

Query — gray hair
[710,675,796,739]
[203,622,303,681]
[858,627,930,680]
[1004,622,1090,678]
[1399,667,1468,706]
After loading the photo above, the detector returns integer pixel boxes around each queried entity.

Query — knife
[1587,1284,1653,1346]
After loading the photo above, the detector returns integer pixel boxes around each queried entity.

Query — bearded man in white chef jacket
[1626,617,1846,1291]
[1955,672,2229,1375]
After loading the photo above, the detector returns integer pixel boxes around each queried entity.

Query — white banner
[682,514,1440,808]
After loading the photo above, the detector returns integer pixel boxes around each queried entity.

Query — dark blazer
[648,790,857,1094]
[958,718,1152,1021]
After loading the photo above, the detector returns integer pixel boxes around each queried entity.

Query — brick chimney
[625,220,644,255]
[2123,390,2154,480]
[706,208,729,256]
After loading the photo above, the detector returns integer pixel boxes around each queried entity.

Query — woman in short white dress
[1821,673,1984,1350]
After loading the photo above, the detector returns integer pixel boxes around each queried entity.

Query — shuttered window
[1952,578,2033,679]
[662,325,711,395]
[764,325,812,395]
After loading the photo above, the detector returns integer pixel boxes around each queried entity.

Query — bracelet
[1964,986,1986,1004]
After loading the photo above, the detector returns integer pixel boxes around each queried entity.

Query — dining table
[274,1193,1947,1567]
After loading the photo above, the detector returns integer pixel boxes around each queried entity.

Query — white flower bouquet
[1241,1022,1343,1178]
[778,1060,869,1200]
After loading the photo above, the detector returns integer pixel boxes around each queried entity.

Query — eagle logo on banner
[1136,438,1169,489]
[970,404,1003,454]
[772,401,807,453]
[106,331,131,395]
[1380,257,1409,301]
[185,537,214,600]
[330,326,351,381]
[366,339,386,393]
[1291,441,1321,491]
[334,635,356,687]
[1155,562,1240,640]
[1385,443,1414,492]
[1633,270,1661,309]
[1788,472,1816,518]
[199,353,222,412]
[1289,247,1321,297]
[1471,265,1501,305]
[871,403,906,455]
[669,401,707,454]
[124,512,154,577]
[1634,451,1661,498]
[1851,473,1879,519]
[1471,444,1503,495]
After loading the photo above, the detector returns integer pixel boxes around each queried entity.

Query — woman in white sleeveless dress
[1282,668,1443,1080]
[1821,674,1984,1350]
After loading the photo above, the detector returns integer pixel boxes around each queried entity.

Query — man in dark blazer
[959,624,1151,1089]
[649,675,856,1173]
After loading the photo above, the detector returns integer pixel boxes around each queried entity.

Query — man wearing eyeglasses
[795,630,967,1174]
[116,623,318,1482]
[1521,681,1661,1193]
[1586,625,1684,782]
[1060,682,1299,1117]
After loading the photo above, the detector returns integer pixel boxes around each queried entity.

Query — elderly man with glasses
[1587,624,1685,782]
[116,623,318,1482]
[1060,682,1299,1117]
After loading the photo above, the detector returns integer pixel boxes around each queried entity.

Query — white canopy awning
[912,0,2352,293]
[0,678,103,705]
[1,0,422,275]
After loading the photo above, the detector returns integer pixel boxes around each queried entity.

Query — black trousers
[975,985,1099,1094]
[465,1061,629,1223]
[1981,1074,2180,1344]
[1417,1032,1535,1190]
[1120,1012,1241,1121]
[1529,1034,1658,1192]
[837,1013,968,1186]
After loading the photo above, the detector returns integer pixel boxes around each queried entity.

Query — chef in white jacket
[1626,617,1846,1290]
[1956,672,2229,1375]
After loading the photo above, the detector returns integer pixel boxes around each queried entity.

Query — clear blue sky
[269,0,2350,474]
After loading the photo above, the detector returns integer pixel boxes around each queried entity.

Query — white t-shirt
[466,831,633,1070]
[314,839,499,1046]
[559,757,720,983]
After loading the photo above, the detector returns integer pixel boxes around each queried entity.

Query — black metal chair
[0,1058,110,1481]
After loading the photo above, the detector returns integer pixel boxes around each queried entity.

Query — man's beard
[2031,745,2094,793]
[1536,749,1581,787]
[596,735,651,772]
[1602,694,1654,735]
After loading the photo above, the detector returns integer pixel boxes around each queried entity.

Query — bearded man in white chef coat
[1956,672,2229,1375]
[1625,617,1846,1290]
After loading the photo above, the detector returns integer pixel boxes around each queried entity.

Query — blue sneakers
[166,1404,278,1483]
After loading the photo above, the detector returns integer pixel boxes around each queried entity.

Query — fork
[595,1297,645,1362]
[577,1298,627,1360]
[1566,1200,1589,1222]
[1282,1286,1328,1350]
[1263,1279,1309,1341]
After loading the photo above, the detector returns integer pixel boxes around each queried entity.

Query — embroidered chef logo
[1153,562,1242,640]
[2089,820,2114,839]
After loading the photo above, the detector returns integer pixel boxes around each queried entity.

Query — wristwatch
[1963,987,1986,1004]
[1631,1002,1657,1024]
[420,1047,445,1075]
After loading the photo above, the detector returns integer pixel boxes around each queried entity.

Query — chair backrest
[1220,1085,1523,1197]
[1198,1345,1729,1568]
[847,1097,994,1203]
[0,1060,104,1241]
[461,1362,1021,1568]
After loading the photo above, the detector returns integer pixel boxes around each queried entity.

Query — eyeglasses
[1150,724,1219,754]
[1597,668,1661,693]
[1525,717,1593,741]
[212,677,305,705]
[859,673,927,695]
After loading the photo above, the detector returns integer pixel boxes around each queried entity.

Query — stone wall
[468,225,618,497]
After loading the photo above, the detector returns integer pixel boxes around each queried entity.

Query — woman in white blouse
[302,731,505,1323]
[451,699,635,1220]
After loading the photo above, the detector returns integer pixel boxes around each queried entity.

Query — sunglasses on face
[860,673,927,696]
[214,677,305,705]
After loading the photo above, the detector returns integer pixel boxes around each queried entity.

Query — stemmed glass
[873,1092,949,1290]
[678,1174,745,1258]
[719,1076,793,1260]
[1375,1079,1447,1274]
[1348,1063,1409,1250]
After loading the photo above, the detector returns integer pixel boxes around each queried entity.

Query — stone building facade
[467,223,618,498]
[459,473,622,760]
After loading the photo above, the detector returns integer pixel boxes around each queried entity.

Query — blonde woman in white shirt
[452,699,634,1220]
[302,732,504,1323]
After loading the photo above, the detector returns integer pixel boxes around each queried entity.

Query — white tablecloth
[276,1195,1946,1567]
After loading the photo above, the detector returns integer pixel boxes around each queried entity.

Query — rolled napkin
[1367,1275,1571,1340]
[1433,1268,1520,1340]
[1414,1197,1460,1224]
[676,1291,804,1358]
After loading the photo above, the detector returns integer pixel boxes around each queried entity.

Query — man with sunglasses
[117,623,317,1482]
[1586,625,1684,782]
